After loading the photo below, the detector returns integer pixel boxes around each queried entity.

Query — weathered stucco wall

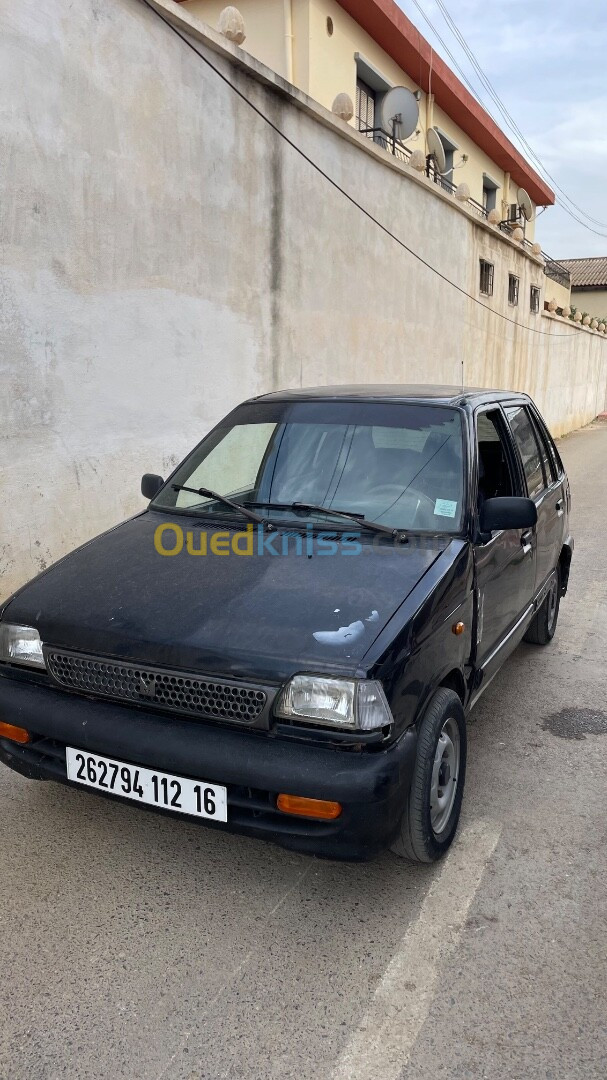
[1,0,606,600]
[571,289,607,321]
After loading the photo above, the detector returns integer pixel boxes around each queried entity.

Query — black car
[0,385,572,861]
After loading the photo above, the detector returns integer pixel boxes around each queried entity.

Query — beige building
[2,0,605,601]
[185,0,554,235]
[560,257,607,322]
[181,0,575,308]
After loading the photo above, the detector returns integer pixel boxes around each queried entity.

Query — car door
[472,407,536,688]
[503,403,565,595]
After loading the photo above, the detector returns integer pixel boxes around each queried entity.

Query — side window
[531,408,563,479]
[529,411,555,485]
[476,410,515,510]
[504,406,545,498]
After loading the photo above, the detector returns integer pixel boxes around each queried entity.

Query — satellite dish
[518,187,534,221]
[427,127,447,174]
[379,86,419,141]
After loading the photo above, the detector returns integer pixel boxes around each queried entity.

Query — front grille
[45,650,267,723]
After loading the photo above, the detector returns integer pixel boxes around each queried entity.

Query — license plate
[65,748,227,822]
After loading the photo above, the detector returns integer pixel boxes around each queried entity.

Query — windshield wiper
[245,501,406,539]
[171,485,276,530]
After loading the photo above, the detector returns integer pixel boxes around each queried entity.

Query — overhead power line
[418,0,607,237]
[432,0,607,230]
[139,0,576,340]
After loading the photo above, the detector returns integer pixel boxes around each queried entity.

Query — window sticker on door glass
[434,498,457,518]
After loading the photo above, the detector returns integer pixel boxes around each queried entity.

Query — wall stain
[269,110,283,390]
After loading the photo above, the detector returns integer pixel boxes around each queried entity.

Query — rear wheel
[524,566,560,645]
[391,687,466,863]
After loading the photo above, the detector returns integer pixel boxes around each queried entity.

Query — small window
[482,186,495,211]
[479,259,494,296]
[356,78,376,136]
[504,406,544,498]
[508,274,519,306]
[530,285,541,314]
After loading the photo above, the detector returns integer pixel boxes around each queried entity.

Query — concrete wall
[571,289,607,321]
[187,0,288,76]
[1,0,605,601]
[546,277,573,312]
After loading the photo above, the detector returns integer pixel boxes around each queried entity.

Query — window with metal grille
[479,259,494,296]
[508,274,519,306]
[356,78,376,137]
[530,285,541,313]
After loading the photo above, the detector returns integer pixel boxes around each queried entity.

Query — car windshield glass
[150,401,466,532]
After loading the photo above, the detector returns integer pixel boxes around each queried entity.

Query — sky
[396,0,607,259]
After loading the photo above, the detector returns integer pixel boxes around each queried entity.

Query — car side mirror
[479,496,537,533]
[141,473,164,500]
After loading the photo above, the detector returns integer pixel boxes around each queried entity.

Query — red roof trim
[337,0,554,206]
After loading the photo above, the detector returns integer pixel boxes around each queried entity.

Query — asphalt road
[1,422,606,1080]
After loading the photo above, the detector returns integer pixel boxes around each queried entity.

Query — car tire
[524,566,560,645]
[391,687,466,863]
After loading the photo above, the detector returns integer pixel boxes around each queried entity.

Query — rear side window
[531,408,563,479]
[504,406,545,497]
[528,412,555,485]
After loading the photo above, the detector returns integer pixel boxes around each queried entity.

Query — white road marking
[332,820,501,1080]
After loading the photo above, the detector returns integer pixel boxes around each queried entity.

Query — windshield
[151,401,466,532]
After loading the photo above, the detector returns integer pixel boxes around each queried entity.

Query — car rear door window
[504,405,545,498]
[531,408,563,480]
[529,411,555,485]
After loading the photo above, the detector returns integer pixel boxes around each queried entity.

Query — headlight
[0,624,46,669]
[275,675,392,731]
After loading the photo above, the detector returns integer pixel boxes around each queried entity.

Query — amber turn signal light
[0,722,31,744]
[277,794,342,820]
[451,621,465,635]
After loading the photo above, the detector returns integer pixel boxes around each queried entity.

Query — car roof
[249,384,531,407]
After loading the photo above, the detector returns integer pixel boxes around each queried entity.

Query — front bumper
[0,674,417,860]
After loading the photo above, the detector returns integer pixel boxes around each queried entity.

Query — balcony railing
[357,125,571,290]
[541,259,571,288]
[358,127,412,165]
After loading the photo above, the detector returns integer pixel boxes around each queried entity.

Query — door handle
[555,499,564,516]
[521,530,533,555]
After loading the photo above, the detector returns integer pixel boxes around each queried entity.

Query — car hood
[4,512,450,682]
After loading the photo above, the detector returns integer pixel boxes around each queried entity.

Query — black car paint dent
[0,385,572,860]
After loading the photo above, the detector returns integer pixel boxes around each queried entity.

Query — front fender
[362,541,474,736]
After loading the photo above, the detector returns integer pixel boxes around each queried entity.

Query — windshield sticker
[434,499,458,518]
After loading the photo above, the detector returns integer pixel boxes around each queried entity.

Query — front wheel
[391,688,467,863]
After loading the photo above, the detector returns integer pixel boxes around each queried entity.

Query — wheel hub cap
[430,717,460,836]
